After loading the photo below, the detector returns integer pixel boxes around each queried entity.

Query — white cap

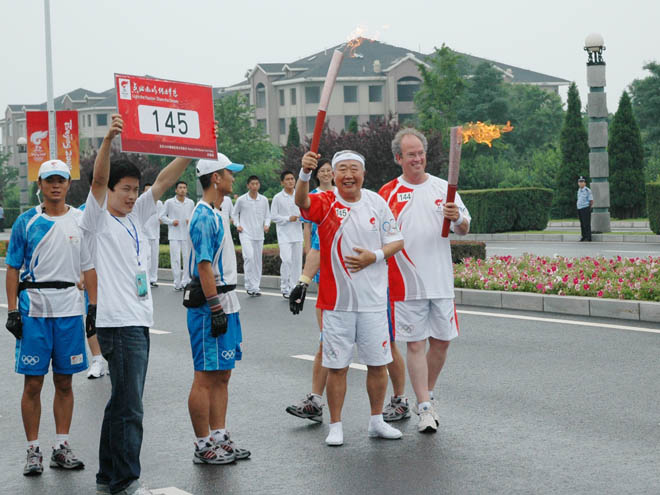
[196,153,244,177]
[38,159,71,179]
[331,150,365,170]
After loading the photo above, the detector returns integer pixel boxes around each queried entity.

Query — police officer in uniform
[576,176,593,242]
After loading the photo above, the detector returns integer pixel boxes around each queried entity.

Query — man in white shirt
[296,150,405,447]
[81,114,208,495]
[271,170,303,298]
[231,175,271,296]
[219,195,233,224]
[142,183,163,287]
[160,181,195,291]
[6,159,95,477]
[379,128,471,434]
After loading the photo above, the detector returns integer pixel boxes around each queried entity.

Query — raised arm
[295,151,318,210]
[91,114,123,205]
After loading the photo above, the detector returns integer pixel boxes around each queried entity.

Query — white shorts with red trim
[390,298,459,343]
[321,310,392,369]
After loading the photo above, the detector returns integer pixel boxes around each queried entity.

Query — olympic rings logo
[22,355,40,366]
[221,350,235,360]
[399,324,414,335]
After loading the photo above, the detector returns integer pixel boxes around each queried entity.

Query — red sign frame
[114,74,217,160]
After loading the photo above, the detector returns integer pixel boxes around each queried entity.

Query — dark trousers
[578,207,592,240]
[96,326,150,494]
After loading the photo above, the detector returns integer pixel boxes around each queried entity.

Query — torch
[309,49,344,154]
[441,126,463,237]
[441,121,514,237]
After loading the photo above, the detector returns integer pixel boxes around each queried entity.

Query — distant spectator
[576,177,593,242]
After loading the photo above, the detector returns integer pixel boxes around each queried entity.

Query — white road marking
[152,488,193,495]
[292,354,368,371]
[457,310,660,335]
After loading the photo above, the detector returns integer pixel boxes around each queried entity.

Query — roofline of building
[383,53,430,73]
[272,75,388,87]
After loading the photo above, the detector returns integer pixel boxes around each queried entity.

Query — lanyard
[111,215,141,266]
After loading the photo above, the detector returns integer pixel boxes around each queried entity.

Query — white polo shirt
[160,196,195,241]
[231,192,271,241]
[270,189,303,244]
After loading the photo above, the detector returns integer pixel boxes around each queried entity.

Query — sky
[1,0,658,127]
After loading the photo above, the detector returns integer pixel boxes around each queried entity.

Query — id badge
[135,271,148,299]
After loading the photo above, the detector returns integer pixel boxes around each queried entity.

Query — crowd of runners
[5,114,470,495]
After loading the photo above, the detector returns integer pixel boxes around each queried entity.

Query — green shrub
[647,182,660,234]
[450,241,486,263]
[460,187,553,233]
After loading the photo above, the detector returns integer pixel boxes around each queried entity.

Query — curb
[548,221,650,228]
[452,233,660,243]
[2,261,657,324]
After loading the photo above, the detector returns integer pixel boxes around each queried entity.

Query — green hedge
[647,182,660,234]
[158,241,485,274]
[460,187,553,233]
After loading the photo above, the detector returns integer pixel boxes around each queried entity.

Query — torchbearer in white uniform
[231,175,271,296]
[296,149,405,447]
[160,181,195,291]
[141,183,163,287]
[270,170,303,298]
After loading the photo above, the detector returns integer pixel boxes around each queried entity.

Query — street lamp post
[17,136,28,212]
[584,33,611,233]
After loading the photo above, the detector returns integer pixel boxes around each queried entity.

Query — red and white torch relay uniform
[378,175,471,342]
[301,188,403,369]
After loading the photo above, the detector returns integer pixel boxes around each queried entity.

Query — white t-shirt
[143,198,163,240]
[301,188,403,312]
[6,206,91,317]
[160,196,195,240]
[379,174,471,301]
[219,196,233,223]
[270,190,303,243]
[81,189,156,328]
[231,193,270,241]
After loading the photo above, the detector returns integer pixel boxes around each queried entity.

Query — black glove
[86,304,97,338]
[289,282,308,315]
[6,310,22,340]
[211,309,228,338]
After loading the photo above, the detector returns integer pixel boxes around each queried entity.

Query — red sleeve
[301,190,334,224]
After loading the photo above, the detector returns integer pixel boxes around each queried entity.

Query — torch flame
[343,24,385,57]
[345,36,367,57]
[461,121,514,147]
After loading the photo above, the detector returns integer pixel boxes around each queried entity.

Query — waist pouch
[182,278,236,308]
[18,281,75,292]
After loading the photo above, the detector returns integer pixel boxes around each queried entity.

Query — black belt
[18,281,76,292]
[217,284,236,294]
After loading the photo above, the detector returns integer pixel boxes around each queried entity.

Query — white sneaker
[417,408,438,433]
[414,399,440,425]
[325,423,343,446]
[368,420,402,439]
[87,359,105,379]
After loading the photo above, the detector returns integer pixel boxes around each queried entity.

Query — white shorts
[390,298,459,343]
[321,310,392,369]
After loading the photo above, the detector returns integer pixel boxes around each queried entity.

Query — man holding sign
[378,128,470,434]
[81,114,216,495]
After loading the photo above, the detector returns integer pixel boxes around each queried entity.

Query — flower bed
[454,254,659,302]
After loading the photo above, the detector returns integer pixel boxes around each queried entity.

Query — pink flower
[583,283,590,290]
[597,290,603,297]
[536,283,544,290]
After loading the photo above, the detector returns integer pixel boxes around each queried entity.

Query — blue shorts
[15,315,88,375]
[187,308,242,371]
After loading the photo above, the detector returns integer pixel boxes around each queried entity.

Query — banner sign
[26,110,80,181]
[56,110,80,180]
[114,74,217,160]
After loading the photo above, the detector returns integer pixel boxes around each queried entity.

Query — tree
[553,82,589,218]
[0,151,18,204]
[505,84,564,155]
[287,117,300,147]
[347,117,358,134]
[456,62,510,125]
[629,61,660,183]
[414,44,468,134]
[608,91,645,218]
[214,93,282,196]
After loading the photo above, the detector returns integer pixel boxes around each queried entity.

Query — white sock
[429,390,435,400]
[196,435,211,448]
[418,401,431,411]
[310,393,322,404]
[55,434,69,447]
[92,355,103,363]
[211,428,226,440]
[369,414,385,427]
[27,439,39,450]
